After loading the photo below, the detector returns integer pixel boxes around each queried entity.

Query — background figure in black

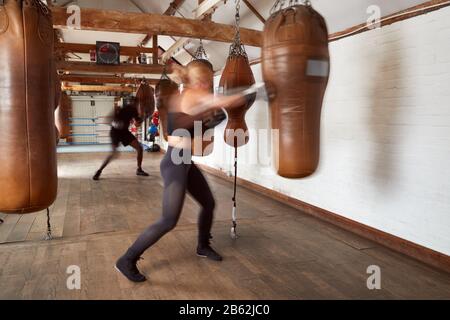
[93,97,149,180]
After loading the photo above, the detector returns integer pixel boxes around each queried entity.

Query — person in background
[93,97,149,180]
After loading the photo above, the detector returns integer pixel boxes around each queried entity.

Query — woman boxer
[115,60,249,282]
[93,97,149,180]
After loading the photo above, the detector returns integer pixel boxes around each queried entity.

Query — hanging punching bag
[155,74,179,141]
[55,92,71,139]
[220,57,255,147]
[0,0,57,213]
[219,31,256,147]
[262,1,330,178]
[135,79,155,119]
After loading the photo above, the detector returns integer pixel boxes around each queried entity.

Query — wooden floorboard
[0,152,449,299]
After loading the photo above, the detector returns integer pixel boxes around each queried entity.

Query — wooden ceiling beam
[194,0,222,18]
[164,0,186,16]
[59,74,159,85]
[140,0,187,47]
[242,0,266,24]
[161,0,225,63]
[56,61,165,74]
[51,7,262,47]
[55,43,156,55]
[61,84,135,93]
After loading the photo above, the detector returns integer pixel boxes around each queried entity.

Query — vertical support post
[152,35,158,64]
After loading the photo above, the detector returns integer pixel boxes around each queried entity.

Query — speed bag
[262,4,330,178]
[0,0,58,213]
[55,92,71,139]
[136,80,155,119]
[219,55,256,148]
[155,78,179,140]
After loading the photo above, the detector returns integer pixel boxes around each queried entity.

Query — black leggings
[126,147,216,259]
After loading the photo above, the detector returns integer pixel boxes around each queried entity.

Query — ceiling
[55,0,427,72]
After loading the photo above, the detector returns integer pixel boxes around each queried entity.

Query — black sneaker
[197,244,223,261]
[115,255,146,283]
[93,170,102,181]
[136,168,150,177]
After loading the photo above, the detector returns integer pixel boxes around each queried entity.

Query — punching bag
[219,53,255,147]
[262,1,330,178]
[0,0,57,213]
[135,79,155,119]
[155,75,179,141]
[55,92,71,139]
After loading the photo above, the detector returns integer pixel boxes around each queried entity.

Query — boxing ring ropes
[60,116,113,145]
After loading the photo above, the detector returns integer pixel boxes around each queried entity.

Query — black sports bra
[167,109,227,138]
[167,112,196,137]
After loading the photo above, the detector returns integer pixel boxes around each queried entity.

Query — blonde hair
[169,60,213,88]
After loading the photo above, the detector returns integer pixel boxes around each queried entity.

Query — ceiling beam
[51,7,262,47]
[60,74,160,85]
[194,0,222,18]
[56,61,165,74]
[329,0,450,42]
[161,0,225,63]
[140,0,187,47]
[61,84,135,93]
[164,0,186,16]
[242,0,266,24]
[128,0,147,14]
[56,43,156,55]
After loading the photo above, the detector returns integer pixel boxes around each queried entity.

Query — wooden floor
[0,152,449,299]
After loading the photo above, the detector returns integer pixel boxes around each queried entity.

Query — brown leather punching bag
[262,2,330,178]
[135,79,155,119]
[55,92,71,139]
[155,75,179,140]
[0,0,58,213]
[219,55,255,147]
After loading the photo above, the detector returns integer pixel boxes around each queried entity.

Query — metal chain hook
[270,0,311,15]
[193,39,209,60]
[229,0,247,58]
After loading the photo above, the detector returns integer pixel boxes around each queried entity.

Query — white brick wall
[194,7,450,255]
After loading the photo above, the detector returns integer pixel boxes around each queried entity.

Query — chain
[270,0,311,15]
[160,64,171,80]
[45,208,53,240]
[193,39,209,61]
[229,0,247,58]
